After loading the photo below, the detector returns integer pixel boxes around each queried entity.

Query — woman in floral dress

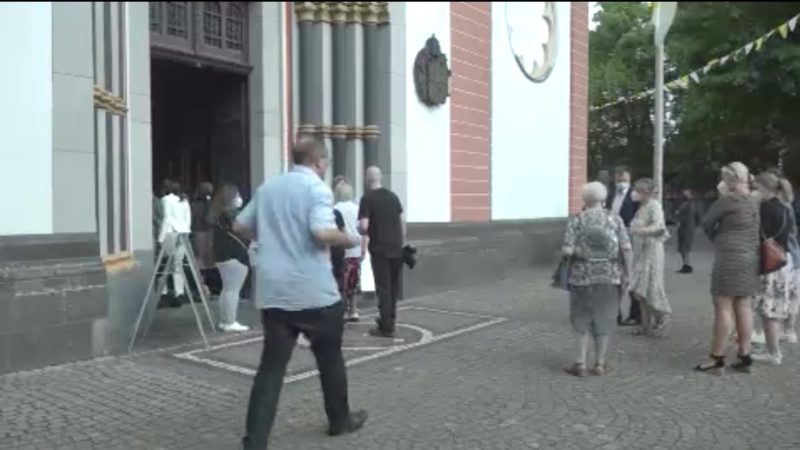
[628,178,672,337]
[751,172,794,365]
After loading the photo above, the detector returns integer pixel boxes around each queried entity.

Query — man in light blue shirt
[235,138,367,450]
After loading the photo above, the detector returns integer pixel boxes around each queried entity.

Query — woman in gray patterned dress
[629,179,672,337]
[695,162,760,374]
[561,182,633,377]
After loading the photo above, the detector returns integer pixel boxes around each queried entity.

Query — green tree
[590,2,800,189]
[589,2,656,180]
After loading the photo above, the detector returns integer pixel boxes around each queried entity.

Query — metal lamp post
[652,2,677,201]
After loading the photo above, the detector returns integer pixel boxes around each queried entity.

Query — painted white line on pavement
[174,314,507,382]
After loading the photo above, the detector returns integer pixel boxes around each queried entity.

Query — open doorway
[150,58,250,199]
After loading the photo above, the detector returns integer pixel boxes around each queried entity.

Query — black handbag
[551,257,571,291]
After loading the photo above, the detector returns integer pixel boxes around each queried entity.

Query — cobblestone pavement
[3,244,800,450]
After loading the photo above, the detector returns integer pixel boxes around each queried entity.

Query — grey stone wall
[403,219,566,299]
[0,234,108,374]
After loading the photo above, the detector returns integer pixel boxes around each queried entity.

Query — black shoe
[368,327,394,338]
[328,410,368,436]
[677,265,693,274]
[694,354,725,375]
[619,317,640,327]
[730,354,752,374]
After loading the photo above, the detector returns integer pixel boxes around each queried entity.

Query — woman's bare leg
[732,296,753,356]
[711,296,735,356]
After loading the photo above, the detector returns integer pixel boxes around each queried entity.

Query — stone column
[362,3,382,169]
[331,3,349,180]
[295,2,320,137]
[344,3,365,195]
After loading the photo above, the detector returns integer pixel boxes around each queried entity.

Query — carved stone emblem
[505,1,558,83]
[413,34,452,107]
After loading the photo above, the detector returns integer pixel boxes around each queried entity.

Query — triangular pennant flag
[720,55,730,65]
[745,42,754,55]
[755,36,765,51]
[704,58,720,74]
[690,71,700,84]
[733,48,745,62]
[789,15,799,32]
[779,23,790,39]
[679,76,690,88]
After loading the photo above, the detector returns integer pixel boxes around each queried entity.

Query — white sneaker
[751,331,766,345]
[752,352,783,365]
[220,322,250,332]
[782,332,799,344]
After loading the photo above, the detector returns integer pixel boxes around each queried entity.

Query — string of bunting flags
[591,12,800,112]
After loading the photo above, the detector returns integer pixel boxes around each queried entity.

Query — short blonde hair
[582,181,608,206]
[334,182,354,202]
[721,161,750,187]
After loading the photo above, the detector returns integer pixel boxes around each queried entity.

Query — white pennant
[720,55,730,65]
[690,72,700,84]
[745,42,754,55]
[790,15,799,32]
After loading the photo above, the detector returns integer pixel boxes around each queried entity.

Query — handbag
[761,208,788,274]
[551,257,571,291]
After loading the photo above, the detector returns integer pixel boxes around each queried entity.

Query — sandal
[694,354,725,375]
[562,363,588,377]
[591,363,613,376]
[730,354,752,374]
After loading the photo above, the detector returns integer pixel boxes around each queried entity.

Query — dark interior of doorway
[150,57,250,199]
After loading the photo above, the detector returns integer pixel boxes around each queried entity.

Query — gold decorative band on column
[102,251,136,274]
[297,124,381,140]
[331,2,350,24]
[93,85,128,116]
[362,125,381,140]
[331,125,348,139]
[296,2,389,25]
[294,2,317,22]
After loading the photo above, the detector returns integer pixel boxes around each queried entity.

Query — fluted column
[344,2,365,195]
[362,3,380,168]
[331,3,348,179]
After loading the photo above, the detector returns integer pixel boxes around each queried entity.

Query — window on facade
[225,3,244,51]
[149,2,161,33]
[166,2,188,38]
[203,2,223,48]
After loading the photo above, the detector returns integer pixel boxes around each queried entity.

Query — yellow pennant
[755,36,765,51]
[779,23,790,39]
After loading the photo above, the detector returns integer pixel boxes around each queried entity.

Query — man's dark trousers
[242,302,349,450]
[371,252,403,333]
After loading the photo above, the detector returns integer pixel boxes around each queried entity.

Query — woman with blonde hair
[334,181,366,321]
[628,178,671,337]
[750,172,795,364]
[695,162,760,374]
[778,178,800,344]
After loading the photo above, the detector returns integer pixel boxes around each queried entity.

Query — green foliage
[590,1,800,189]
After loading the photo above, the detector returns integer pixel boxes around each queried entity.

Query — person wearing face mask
[695,162,760,374]
[209,184,251,333]
[628,178,672,337]
[606,166,640,326]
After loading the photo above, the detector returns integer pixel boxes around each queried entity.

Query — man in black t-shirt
[358,166,405,337]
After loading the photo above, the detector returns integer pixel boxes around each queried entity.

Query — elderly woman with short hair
[628,178,672,337]
[561,181,633,377]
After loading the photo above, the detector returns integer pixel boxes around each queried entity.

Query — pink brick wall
[569,2,589,214]
[450,2,491,222]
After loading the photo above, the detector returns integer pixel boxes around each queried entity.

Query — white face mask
[617,181,630,193]
[717,181,729,195]
[233,195,243,208]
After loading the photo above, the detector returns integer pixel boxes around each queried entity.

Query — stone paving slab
[3,246,800,449]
